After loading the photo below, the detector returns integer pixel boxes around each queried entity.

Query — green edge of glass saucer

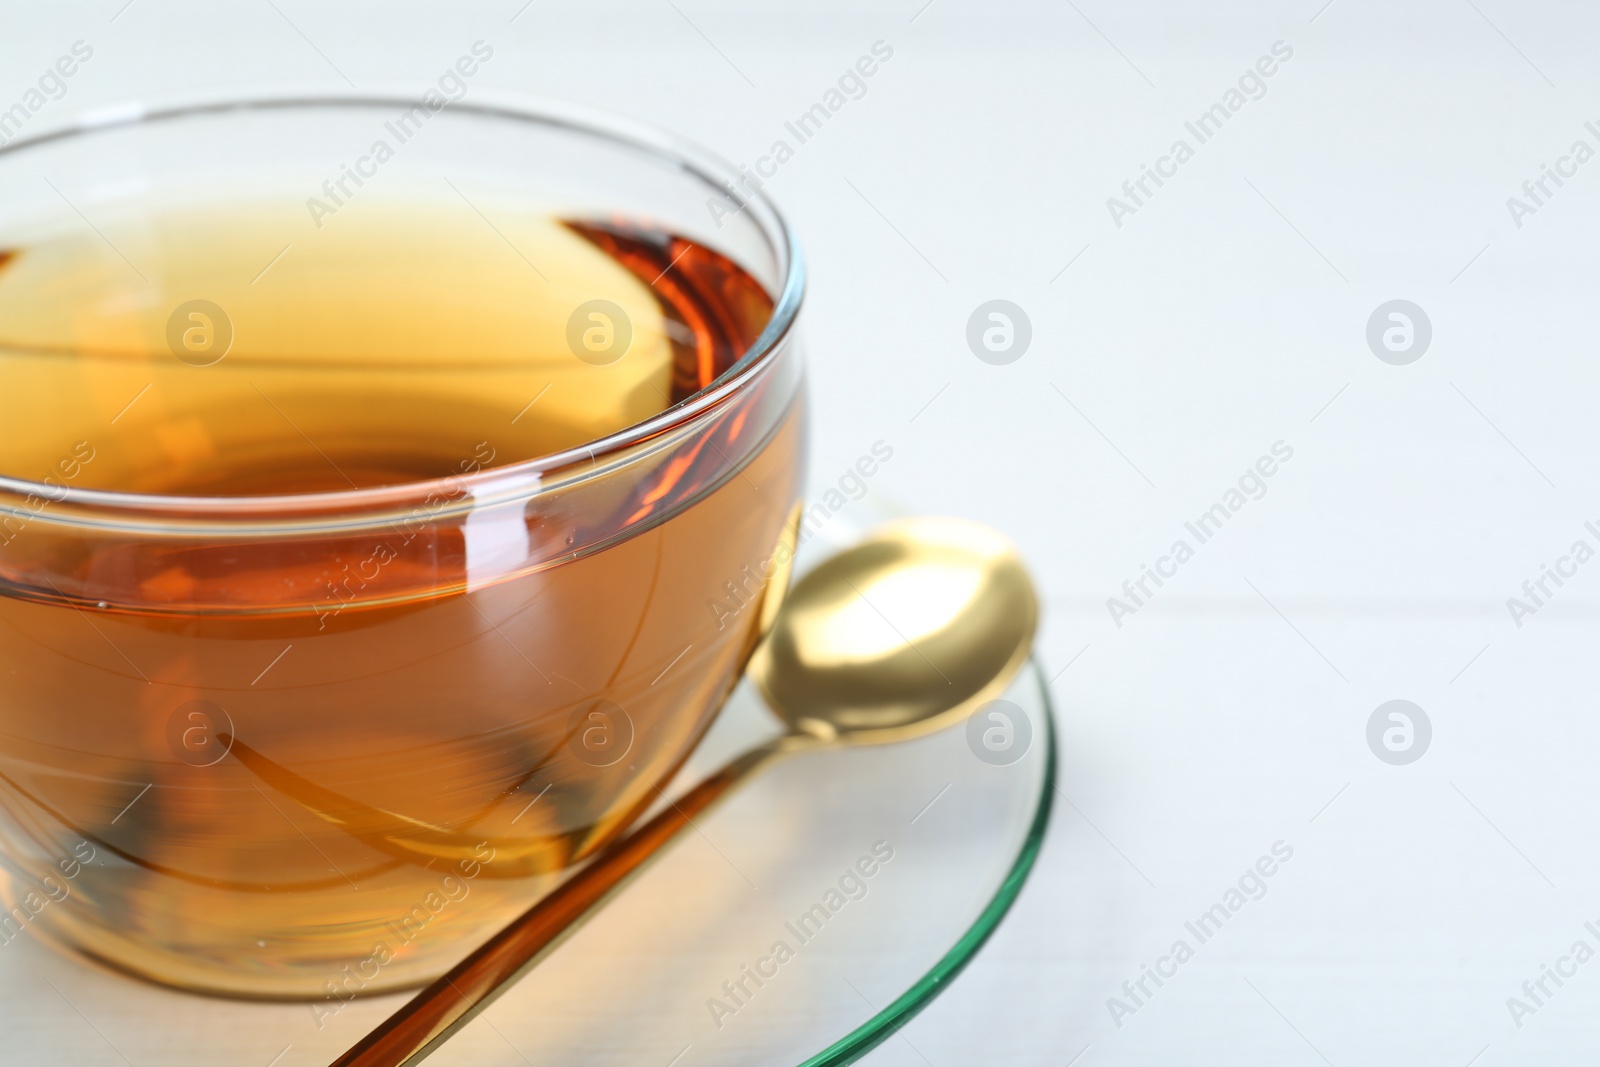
[797,661,1058,1067]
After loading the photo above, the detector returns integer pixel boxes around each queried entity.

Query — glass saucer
[0,518,1054,1066]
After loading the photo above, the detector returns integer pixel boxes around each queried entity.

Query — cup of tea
[0,87,805,998]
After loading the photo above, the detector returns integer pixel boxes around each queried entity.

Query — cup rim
[0,87,805,524]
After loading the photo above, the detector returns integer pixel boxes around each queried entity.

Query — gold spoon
[330,516,1039,1067]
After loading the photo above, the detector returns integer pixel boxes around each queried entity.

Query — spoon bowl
[753,517,1037,743]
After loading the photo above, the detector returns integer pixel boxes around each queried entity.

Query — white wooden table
[6,2,1600,1063]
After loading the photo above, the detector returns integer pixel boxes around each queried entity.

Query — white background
[7,1,1600,1063]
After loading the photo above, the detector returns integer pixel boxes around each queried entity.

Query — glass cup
[0,89,806,998]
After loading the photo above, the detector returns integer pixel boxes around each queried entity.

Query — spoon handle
[329,741,782,1067]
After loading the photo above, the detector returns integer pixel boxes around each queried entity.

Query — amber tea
[0,193,804,997]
